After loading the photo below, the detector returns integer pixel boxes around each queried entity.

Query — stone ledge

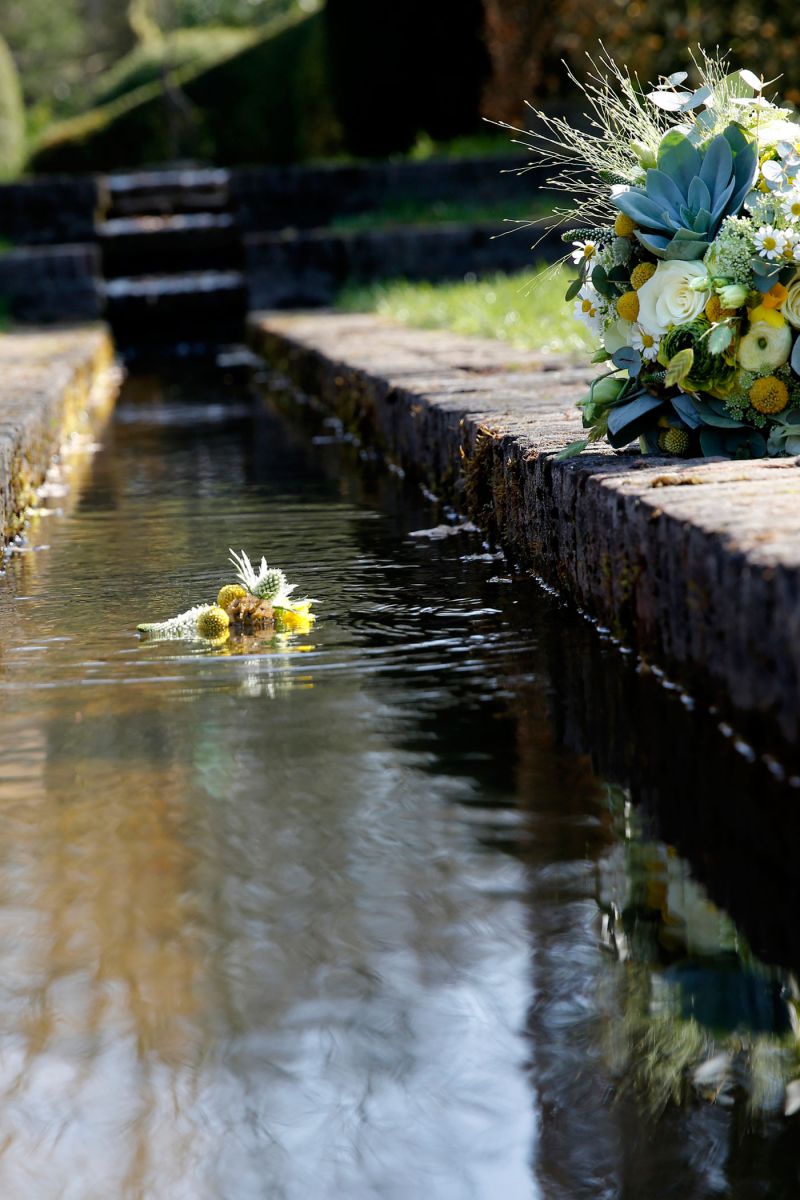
[249,309,800,759]
[0,325,115,544]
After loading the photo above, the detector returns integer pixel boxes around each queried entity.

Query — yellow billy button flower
[658,428,690,456]
[630,262,656,290]
[196,606,231,639]
[749,376,789,414]
[217,583,248,609]
[616,291,640,322]
[614,212,636,237]
[704,295,737,322]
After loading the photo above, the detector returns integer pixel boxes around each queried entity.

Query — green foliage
[335,267,593,355]
[30,9,341,170]
[325,0,489,157]
[0,35,25,181]
[87,26,257,108]
[330,197,554,232]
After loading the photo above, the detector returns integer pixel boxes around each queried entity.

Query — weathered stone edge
[0,326,115,545]
[249,312,800,760]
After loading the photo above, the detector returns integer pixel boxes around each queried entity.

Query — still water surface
[0,370,798,1199]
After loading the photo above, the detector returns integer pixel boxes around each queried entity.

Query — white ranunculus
[782,273,800,329]
[603,318,634,353]
[737,319,793,371]
[637,260,710,337]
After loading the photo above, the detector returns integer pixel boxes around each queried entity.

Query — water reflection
[0,370,795,1197]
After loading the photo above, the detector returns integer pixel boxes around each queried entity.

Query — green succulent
[612,125,758,260]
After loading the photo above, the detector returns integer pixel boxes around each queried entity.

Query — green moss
[336,266,593,355]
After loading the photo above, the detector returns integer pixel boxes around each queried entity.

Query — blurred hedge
[30,11,341,172]
[30,0,490,172]
[0,34,25,180]
[483,0,800,124]
[325,0,489,157]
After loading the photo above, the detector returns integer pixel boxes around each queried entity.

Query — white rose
[637,260,710,337]
[603,318,634,353]
[737,319,793,370]
[783,272,800,329]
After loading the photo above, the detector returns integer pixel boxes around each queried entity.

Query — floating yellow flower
[749,376,789,414]
[196,606,230,639]
[218,583,248,609]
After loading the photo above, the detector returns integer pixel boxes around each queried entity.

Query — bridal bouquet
[520,50,800,459]
[137,550,315,644]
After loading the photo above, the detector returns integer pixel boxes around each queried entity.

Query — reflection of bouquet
[137,550,315,644]
[518,49,800,459]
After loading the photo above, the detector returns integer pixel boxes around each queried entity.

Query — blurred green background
[0,0,799,177]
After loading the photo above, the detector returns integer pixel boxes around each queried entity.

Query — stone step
[98,212,242,276]
[103,270,248,350]
[103,167,231,218]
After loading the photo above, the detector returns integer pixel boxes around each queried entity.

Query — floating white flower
[570,239,598,266]
[754,225,788,260]
[137,604,213,638]
[630,326,661,362]
[229,548,296,605]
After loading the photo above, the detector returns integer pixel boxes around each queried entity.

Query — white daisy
[781,191,800,222]
[630,326,660,362]
[572,284,602,333]
[754,224,788,261]
[570,239,599,266]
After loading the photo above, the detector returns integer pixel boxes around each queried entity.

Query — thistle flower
[229,548,296,604]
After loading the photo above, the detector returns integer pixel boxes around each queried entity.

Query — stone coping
[0,325,116,543]
[249,309,800,760]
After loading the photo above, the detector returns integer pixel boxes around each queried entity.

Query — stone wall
[0,245,102,322]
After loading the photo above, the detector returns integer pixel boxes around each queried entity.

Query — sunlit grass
[335,266,592,354]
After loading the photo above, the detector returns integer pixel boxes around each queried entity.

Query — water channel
[0,366,798,1198]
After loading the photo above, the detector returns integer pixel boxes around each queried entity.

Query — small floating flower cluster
[137,549,315,644]
[517,49,800,459]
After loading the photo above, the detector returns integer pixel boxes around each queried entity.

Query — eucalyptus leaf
[683,85,713,110]
[665,71,689,86]
[647,90,693,112]
[739,69,764,92]
[611,346,643,377]
[565,276,583,302]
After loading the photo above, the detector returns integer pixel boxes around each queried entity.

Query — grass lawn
[330,197,553,231]
[335,266,592,355]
